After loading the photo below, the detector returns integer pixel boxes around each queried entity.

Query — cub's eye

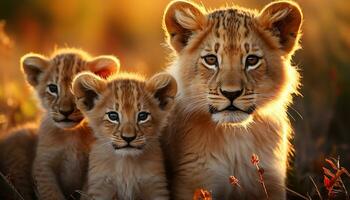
[245,55,261,69]
[106,111,119,123]
[202,54,218,68]
[47,84,58,95]
[137,112,150,123]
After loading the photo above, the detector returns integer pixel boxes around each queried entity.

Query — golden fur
[21,48,119,200]
[162,1,302,199]
[72,72,177,200]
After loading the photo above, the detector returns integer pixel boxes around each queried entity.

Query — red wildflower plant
[193,188,212,200]
[251,153,260,165]
[251,153,269,199]
[229,175,241,188]
[323,157,350,199]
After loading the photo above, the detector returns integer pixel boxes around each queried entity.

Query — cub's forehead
[205,8,258,51]
[48,53,88,80]
[108,79,148,107]
[208,8,256,36]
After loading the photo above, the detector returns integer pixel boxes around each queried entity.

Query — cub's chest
[113,160,148,200]
[204,129,271,198]
[58,135,90,194]
[206,128,257,168]
[60,140,87,171]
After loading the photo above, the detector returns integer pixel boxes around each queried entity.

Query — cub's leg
[33,146,65,200]
[85,173,116,200]
[142,175,169,200]
[171,167,206,200]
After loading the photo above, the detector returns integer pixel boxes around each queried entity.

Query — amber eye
[245,55,260,68]
[202,54,218,68]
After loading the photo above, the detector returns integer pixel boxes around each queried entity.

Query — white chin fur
[212,111,251,124]
[114,148,143,157]
[55,121,80,129]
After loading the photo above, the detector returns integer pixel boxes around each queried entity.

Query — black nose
[220,89,243,102]
[59,109,74,117]
[121,135,136,143]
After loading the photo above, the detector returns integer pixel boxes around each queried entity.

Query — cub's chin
[53,118,83,129]
[54,121,81,129]
[212,110,252,125]
[209,104,255,125]
[111,143,145,157]
[114,148,143,156]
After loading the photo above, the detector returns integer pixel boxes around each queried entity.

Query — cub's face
[21,50,119,129]
[164,1,302,124]
[72,72,177,156]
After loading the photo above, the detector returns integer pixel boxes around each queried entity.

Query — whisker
[93,140,114,150]
[288,106,303,120]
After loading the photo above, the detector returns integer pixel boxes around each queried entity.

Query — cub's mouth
[209,104,255,114]
[53,117,84,128]
[209,104,256,124]
[111,143,145,151]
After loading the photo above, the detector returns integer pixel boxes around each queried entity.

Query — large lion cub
[72,72,176,200]
[162,0,303,199]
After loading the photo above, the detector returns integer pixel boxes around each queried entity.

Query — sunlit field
[0,0,349,199]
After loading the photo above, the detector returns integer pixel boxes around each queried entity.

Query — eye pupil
[203,55,218,66]
[138,112,149,121]
[107,112,119,122]
[246,55,260,67]
[48,84,58,93]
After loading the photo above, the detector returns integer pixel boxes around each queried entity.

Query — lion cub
[72,72,176,200]
[22,48,119,200]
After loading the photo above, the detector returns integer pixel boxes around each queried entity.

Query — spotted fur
[72,72,176,200]
[162,1,302,199]
[20,48,119,200]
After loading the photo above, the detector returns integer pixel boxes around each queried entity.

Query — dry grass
[192,156,350,200]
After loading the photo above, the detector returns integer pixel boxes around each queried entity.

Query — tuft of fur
[72,72,177,200]
[21,48,119,200]
[162,1,303,199]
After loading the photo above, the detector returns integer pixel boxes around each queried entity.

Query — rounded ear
[72,72,107,112]
[146,73,177,111]
[21,53,49,87]
[87,55,120,78]
[163,0,206,52]
[258,1,303,53]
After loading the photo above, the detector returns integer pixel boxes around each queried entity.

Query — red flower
[323,175,332,190]
[193,189,212,200]
[229,176,240,187]
[322,157,350,198]
[251,153,260,165]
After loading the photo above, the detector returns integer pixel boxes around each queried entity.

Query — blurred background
[0,0,349,197]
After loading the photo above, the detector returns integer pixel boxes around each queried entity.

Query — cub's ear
[72,72,107,112]
[163,0,206,52]
[21,53,49,87]
[146,73,177,111]
[258,1,303,54]
[87,55,120,78]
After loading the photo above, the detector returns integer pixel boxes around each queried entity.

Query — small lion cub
[25,48,120,200]
[72,72,176,200]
